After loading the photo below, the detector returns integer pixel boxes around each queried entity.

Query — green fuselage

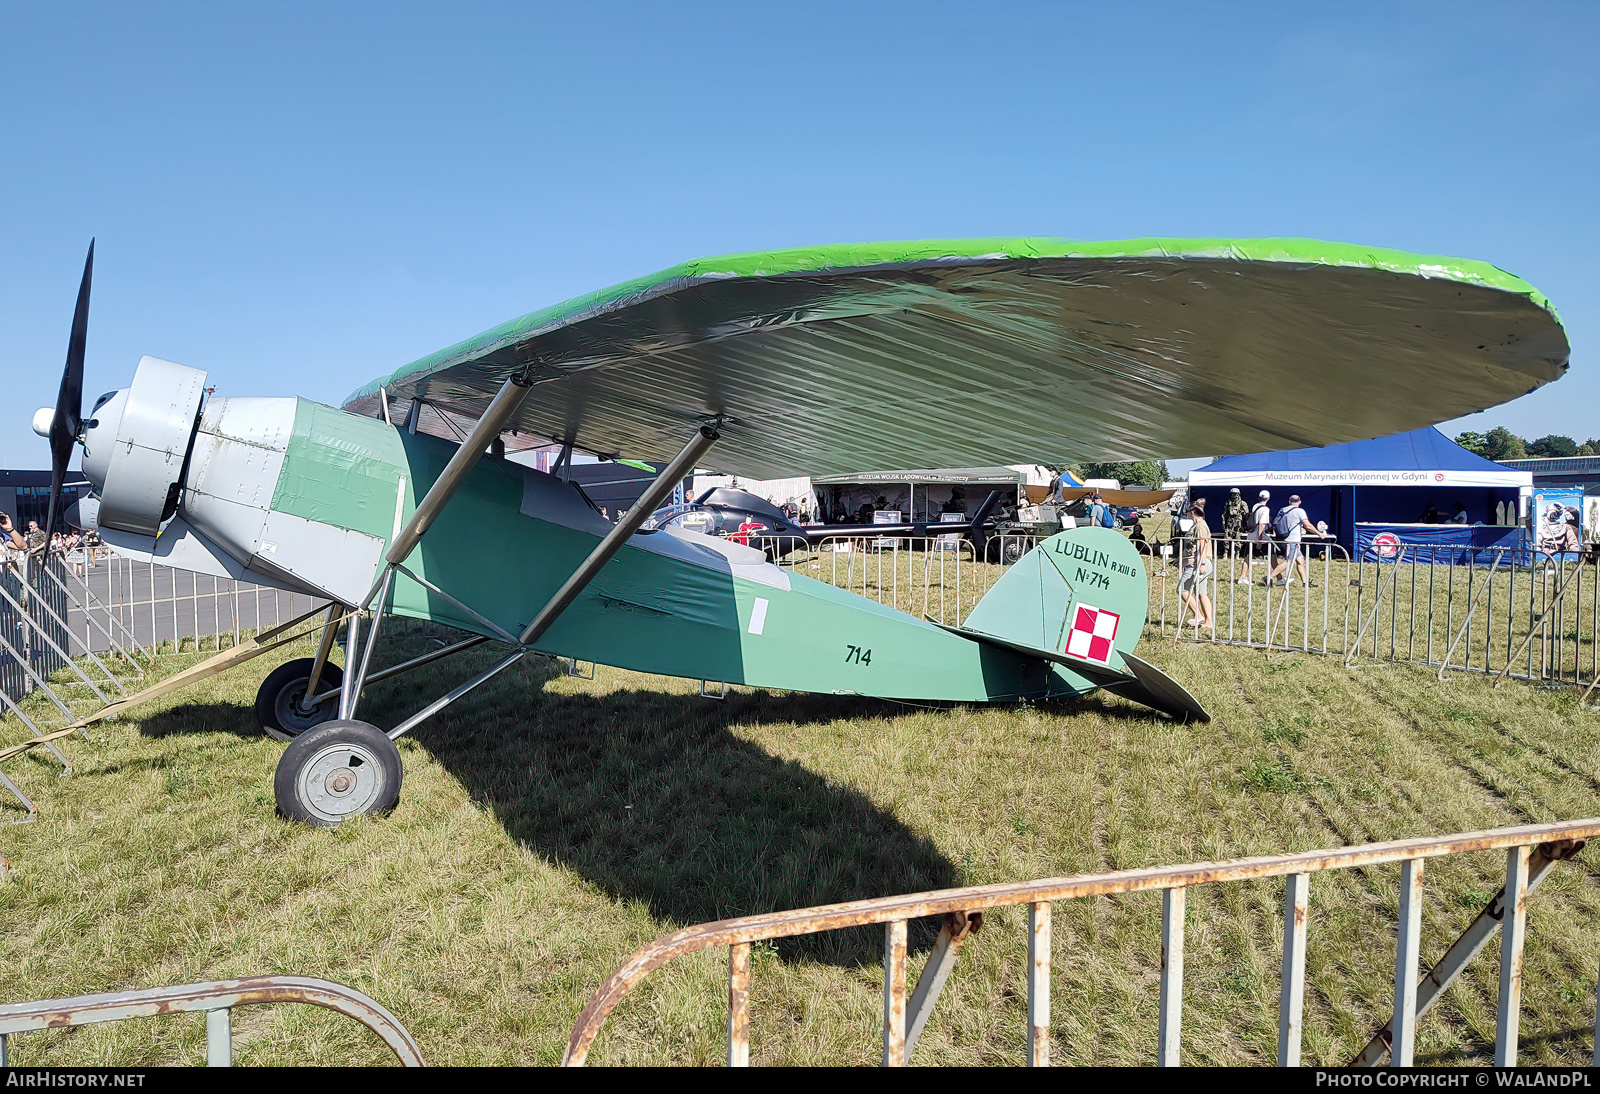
[271,400,1127,703]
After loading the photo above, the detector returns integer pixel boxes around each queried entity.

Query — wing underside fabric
[341,238,1568,478]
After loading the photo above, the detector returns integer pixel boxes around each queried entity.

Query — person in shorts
[1268,494,1320,586]
[1236,489,1273,584]
[1177,497,1214,636]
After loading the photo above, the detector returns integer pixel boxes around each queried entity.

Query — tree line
[1452,429,1600,460]
[1060,459,1172,489]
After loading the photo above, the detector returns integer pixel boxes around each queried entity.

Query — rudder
[963,527,1148,668]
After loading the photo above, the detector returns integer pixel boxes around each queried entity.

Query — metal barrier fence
[1,550,322,821]
[757,532,1600,697]
[761,534,1026,627]
[0,975,425,1066]
[55,549,320,659]
[0,553,72,705]
[563,818,1600,1067]
[1152,538,1600,690]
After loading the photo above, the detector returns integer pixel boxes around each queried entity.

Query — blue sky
[2,1,1595,475]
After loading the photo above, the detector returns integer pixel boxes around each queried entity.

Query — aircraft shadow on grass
[393,663,962,966]
[141,702,272,740]
[137,625,1164,966]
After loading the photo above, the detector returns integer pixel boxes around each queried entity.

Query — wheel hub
[298,743,384,822]
[276,679,335,733]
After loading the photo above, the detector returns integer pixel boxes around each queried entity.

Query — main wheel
[273,720,402,827]
[256,658,343,742]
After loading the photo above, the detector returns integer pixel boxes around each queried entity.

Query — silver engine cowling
[80,356,208,536]
[53,355,376,605]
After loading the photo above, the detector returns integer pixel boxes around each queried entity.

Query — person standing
[1237,490,1272,584]
[1222,488,1249,541]
[1086,493,1109,529]
[0,514,25,556]
[1268,494,1320,587]
[1177,497,1214,637]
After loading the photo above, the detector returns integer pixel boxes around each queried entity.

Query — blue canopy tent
[1187,428,1531,560]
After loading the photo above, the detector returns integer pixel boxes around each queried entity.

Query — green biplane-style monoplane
[32,238,1569,825]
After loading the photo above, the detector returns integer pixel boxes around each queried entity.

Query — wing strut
[383,375,533,571]
[519,421,720,647]
[333,411,721,735]
[333,374,534,726]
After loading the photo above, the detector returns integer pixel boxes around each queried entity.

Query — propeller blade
[40,240,93,551]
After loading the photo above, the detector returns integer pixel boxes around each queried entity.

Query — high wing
[341,237,1569,478]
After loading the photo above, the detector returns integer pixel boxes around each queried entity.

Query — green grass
[3,620,1600,1066]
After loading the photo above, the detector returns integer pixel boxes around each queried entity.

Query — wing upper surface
[341,237,1568,477]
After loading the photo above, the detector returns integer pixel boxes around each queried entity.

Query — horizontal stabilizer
[1103,650,1210,723]
[933,622,1209,722]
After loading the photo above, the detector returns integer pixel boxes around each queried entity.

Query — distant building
[1497,456,1600,495]
[0,470,91,531]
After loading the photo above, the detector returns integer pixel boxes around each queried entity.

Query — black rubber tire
[274,720,402,827]
[256,658,343,742]
[1001,538,1029,565]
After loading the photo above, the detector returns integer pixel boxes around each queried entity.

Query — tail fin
[958,527,1209,721]
[963,526,1148,661]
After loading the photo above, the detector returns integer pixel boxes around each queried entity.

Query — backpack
[1273,506,1296,539]
[1097,504,1114,528]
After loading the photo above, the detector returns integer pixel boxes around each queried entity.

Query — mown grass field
[2,616,1600,1066]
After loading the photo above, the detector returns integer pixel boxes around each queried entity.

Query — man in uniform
[1222,487,1249,541]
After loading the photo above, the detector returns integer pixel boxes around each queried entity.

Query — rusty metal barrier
[563,818,1600,1067]
[0,975,425,1066]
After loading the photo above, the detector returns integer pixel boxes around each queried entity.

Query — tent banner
[1190,468,1529,487]
[1356,523,1531,565]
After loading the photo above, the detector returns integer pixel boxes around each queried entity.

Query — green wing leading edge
[343,236,1568,477]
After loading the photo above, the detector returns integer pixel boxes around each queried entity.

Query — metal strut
[387,375,534,569]
[384,421,721,741]
[328,375,535,722]
[311,635,488,707]
[520,421,721,647]
[342,567,394,722]
[298,603,342,715]
[326,394,721,740]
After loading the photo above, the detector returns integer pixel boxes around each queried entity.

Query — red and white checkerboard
[1064,603,1120,665]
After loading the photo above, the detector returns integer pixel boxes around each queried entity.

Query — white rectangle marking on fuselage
[749,597,769,636]
[393,475,407,541]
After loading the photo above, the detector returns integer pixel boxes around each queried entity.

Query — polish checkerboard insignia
[1064,603,1120,665]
